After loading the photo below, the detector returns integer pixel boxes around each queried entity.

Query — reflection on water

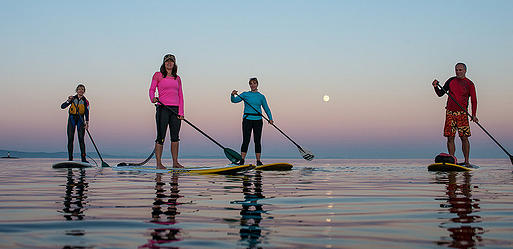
[57,168,90,245]
[2,158,513,248]
[232,171,266,248]
[140,173,181,248]
[434,172,484,248]
[59,169,89,221]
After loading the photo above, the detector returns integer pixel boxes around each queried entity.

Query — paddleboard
[113,164,255,174]
[254,162,293,171]
[428,162,479,172]
[52,161,95,169]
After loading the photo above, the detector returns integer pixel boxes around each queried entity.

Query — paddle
[71,101,110,167]
[234,93,315,161]
[117,148,155,166]
[435,82,513,165]
[156,100,242,163]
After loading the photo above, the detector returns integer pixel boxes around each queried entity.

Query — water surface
[0,158,512,248]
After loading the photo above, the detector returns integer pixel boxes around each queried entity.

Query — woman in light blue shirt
[231,77,273,166]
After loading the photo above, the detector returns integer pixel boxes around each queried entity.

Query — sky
[1,0,512,159]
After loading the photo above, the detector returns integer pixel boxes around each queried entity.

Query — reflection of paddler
[239,172,265,247]
[59,169,88,220]
[435,172,484,247]
[61,84,90,162]
[141,173,181,248]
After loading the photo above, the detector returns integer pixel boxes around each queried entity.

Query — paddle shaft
[156,100,226,149]
[436,83,513,158]
[71,100,107,164]
[86,129,106,162]
[234,93,305,150]
[118,148,155,166]
[136,149,155,165]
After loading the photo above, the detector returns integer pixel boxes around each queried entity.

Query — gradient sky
[1,1,512,159]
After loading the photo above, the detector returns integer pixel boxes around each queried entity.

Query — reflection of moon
[323,95,330,102]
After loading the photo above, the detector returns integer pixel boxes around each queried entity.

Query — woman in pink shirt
[149,54,184,169]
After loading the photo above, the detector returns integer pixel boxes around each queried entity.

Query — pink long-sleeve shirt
[149,72,184,116]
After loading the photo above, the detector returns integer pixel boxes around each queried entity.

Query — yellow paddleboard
[427,162,479,172]
[113,164,254,175]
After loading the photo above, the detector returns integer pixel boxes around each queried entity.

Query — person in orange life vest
[61,84,90,162]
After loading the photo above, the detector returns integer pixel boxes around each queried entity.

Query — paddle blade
[101,161,110,167]
[510,155,513,166]
[298,147,315,161]
[224,148,242,163]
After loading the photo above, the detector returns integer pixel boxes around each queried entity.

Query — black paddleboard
[52,161,95,169]
[254,162,293,171]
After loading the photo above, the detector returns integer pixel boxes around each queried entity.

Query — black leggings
[155,105,181,144]
[241,119,263,153]
[67,116,86,160]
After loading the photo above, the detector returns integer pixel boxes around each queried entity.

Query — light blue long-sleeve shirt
[231,91,273,121]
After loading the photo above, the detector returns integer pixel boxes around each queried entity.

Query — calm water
[0,158,512,248]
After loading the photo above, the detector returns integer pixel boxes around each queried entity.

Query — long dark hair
[160,63,178,79]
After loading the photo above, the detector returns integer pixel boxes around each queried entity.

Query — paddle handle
[156,100,225,149]
[436,83,513,158]
[234,93,304,150]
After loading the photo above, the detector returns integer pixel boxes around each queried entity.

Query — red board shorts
[444,110,471,137]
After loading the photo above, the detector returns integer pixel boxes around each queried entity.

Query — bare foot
[156,164,167,169]
[173,162,184,168]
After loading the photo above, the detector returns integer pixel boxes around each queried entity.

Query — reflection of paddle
[436,82,513,165]
[235,93,314,161]
[156,100,242,163]
[117,148,155,166]
[71,101,110,167]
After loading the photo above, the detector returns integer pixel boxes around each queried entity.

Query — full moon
[323,95,330,102]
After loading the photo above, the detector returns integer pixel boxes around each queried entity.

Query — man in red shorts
[432,63,478,165]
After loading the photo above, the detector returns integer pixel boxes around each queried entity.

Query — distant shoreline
[1,149,508,159]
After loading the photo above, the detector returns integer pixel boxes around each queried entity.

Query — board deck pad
[428,162,479,172]
[254,162,293,171]
[113,164,254,174]
[52,161,95,169]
